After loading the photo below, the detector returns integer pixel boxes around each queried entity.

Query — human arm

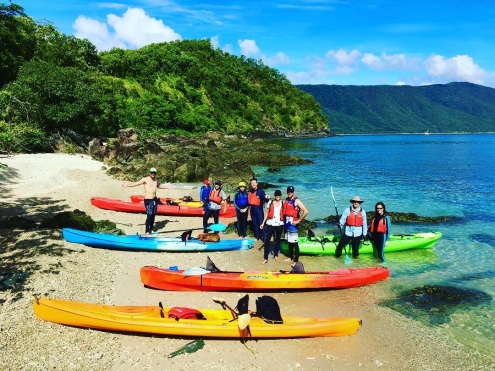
[385,216,391,245]
[361,210,368,238]
[122,178,145,188]
[260,201,271,228]
[292,200,308,226]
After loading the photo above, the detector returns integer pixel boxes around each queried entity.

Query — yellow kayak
[33,297,361,338]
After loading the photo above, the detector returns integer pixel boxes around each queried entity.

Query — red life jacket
[282,197,300,221]
[346,208,363,227]
[209,189,222,204]
[370,216,387,233]
[267,201,284,220]
[248,189,261,206]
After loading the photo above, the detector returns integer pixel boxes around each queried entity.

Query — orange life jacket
[346,208,363,227]
[282,197,300,221]
[248,189,261,206]
[267,201,284,220]
[370,216,387,233]
[209,189,222,204]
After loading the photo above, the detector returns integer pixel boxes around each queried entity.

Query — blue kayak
[62,228,254,252]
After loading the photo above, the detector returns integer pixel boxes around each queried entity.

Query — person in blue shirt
[248,178,269,242]
[234,181,249,237]
[335,196,368,259]
[368,201,391,262]
[199,179,211,211]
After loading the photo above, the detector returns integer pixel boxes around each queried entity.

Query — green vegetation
[298,83,495,134]
[0,2,328,153]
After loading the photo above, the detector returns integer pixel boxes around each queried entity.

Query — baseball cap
[203,179,210,185]
[238,181,247,187]
[274,190,282,196]
[287,186,295,193]
[149,167,157,173]
[215,180,222,185]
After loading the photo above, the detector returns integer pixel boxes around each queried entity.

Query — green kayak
[280,232,442,256]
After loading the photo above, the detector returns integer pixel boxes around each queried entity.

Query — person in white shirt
[260,190,285,264]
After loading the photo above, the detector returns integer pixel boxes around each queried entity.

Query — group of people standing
[233,179,309,265]
[125,168,390,263]
[336,196,390,262]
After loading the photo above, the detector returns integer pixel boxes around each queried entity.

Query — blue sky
[18,0,495,87]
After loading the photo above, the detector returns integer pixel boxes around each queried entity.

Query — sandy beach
[0,153,493,370]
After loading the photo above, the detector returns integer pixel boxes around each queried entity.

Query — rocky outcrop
[87,129,312,191]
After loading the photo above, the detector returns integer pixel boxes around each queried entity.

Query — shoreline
[1,153,493,370]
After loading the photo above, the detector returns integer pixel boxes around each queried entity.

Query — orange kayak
[33,297,361,338]
[91,197,236,218]
[140,266,390,291]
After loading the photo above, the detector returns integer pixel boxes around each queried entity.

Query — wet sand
[0,153,493,370]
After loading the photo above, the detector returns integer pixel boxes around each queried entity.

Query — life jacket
[346,207,363,227]
[168,307,206,321]
[248,189,261,206]
[208,188,222,204]
[282,197,300,221]
[370,216,387,233]
[235,191,249,207]
[266,201,284,220]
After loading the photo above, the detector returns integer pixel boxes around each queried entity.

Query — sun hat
[274,190,282,196]
[350,195,364,203]
[287,186,295,193]
[215,180,222,186]
[238,181,247,187]
[149,167,157,173]
[203,179,210,185]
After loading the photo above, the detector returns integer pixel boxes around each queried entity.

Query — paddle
[307,227,325,251]
[212,297,238,320]
[182,267,211,276]
[331,186,351,264]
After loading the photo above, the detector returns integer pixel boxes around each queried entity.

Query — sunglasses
[150,172,156,174]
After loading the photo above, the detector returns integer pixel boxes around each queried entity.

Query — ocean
[254,133,495,357]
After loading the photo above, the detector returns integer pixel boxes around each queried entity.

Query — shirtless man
[122,167,167,234]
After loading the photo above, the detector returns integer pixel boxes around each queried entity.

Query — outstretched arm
[122,178,145,188]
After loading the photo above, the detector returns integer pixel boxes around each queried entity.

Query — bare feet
[284,258,292,262]
[261,260,267,265]
[274,256,279,262]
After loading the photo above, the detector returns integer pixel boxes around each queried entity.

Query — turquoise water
[255,134,495,356]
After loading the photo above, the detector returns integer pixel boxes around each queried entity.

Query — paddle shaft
[331,186,343,235]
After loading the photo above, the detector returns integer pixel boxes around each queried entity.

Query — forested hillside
[0,2,329,153]
[298,83,495,134]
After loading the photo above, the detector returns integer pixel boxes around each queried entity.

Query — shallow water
[254,133,495,357]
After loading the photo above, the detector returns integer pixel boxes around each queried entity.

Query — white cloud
[325,49,361,65]
[238,39,261,58]
[361,52,415,71]
[73,7,181,51]
[237,39,288,66]
[424,54,486,84]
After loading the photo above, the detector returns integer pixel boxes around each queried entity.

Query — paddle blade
[182,267,210,276]
[207,223,226,232]
[212,297,225,304]
[345,254,352,264]
[238,314,251,330]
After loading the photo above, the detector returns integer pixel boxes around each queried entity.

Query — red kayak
[140,266,390,291]
[91,197,236,218]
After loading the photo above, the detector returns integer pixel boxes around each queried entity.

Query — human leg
[203,209,213,232]
[373,233,386,262]
[351,236,361,258]
[264,225,275,261]
[335,234,351,258]
[250,207,264,240]
[273,225,283,257]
